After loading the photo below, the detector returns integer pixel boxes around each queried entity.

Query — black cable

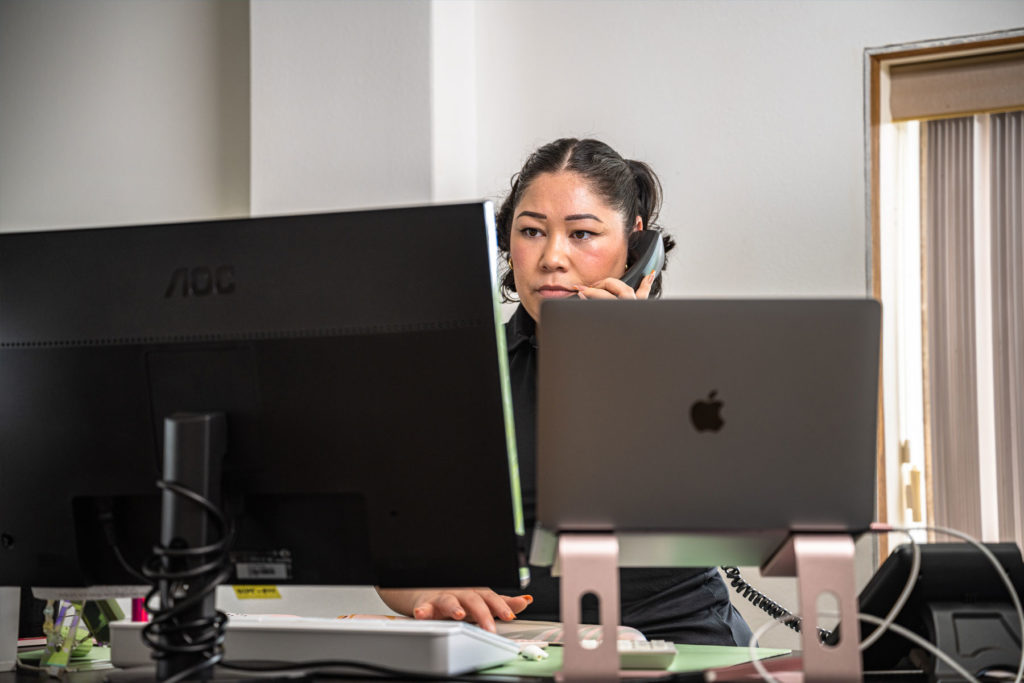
[140,479,235,683]
[97,500,150,586]
[220,658,504,681]
[101,480,235,683]
[720,566,833,643]
[103,490,507,683]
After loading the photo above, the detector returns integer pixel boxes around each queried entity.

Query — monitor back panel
[537,299,880,536]
[0,204,523,589]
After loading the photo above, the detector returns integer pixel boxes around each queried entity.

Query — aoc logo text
[164,266,236,298]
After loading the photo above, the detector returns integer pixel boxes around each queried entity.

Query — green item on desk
[59,624,93,657]
[479,643,791,677]
[82,598,125,642]
[18,645,112,672]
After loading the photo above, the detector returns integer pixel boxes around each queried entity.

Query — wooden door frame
[864,28,1024,557]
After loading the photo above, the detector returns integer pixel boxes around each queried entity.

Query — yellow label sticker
[232,585,282,600]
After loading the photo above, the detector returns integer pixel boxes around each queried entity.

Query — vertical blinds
[991,111,1024,549]
[924,116,982,538]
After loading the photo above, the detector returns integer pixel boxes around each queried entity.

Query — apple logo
[690,391,724,432]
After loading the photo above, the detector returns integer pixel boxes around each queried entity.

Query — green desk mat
[480,643,791,677]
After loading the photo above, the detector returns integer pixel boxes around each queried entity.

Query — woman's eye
[520,227,542,238]
[570,230,594,240]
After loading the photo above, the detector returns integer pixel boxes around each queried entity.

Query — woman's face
[509,171,636,323]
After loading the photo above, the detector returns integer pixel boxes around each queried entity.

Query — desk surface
[6,643,779,681]
[2,646,930,682]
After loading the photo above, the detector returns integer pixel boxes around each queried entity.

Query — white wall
[430,0,477,202]
[467,0,1024,298]
[249,0,432,215]
[0,0,249,231]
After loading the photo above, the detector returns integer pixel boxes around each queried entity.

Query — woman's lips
[537,286,577,298]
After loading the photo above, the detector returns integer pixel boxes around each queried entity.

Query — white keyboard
[614,638,677,669]
[109,616,521,676]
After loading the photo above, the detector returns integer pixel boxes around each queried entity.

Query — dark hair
[495,138,676,300]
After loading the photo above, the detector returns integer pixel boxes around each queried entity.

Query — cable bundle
[139,480,235,683]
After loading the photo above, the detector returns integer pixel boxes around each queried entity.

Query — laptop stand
[555,532,862,683]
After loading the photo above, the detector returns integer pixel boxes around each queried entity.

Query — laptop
[533,298,881,567]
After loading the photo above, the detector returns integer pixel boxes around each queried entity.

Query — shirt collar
[505,304,538,351]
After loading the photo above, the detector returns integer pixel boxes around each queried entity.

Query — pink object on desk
[131,598,148,623]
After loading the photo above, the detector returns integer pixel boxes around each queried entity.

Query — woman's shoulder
[505,304,536,351]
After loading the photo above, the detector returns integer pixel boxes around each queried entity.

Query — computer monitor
[0,202,524,592]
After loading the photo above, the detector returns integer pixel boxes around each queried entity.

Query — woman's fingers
[635,270,656,300]
[410,589,532,633]
[481,590,517,622]
[575,277,637,300]
[436,592,469,620]
[458,590,498,632]
[504,593,534,614]
[412,592,464,621]
[411,600,435,620]
[575,270,657,301]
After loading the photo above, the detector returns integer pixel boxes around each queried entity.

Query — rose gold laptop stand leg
[713,534,861,682]
[556,533,621,683]
[762,534,862,682]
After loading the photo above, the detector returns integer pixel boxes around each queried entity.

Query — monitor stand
[555,532,862,683]
[153,412,229,682]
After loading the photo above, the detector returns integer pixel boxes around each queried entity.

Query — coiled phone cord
[720,565,833,644]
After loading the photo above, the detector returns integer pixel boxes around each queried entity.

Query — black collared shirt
[504,304,753,645]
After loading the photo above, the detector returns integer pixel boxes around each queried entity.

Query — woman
[379,138,752,647]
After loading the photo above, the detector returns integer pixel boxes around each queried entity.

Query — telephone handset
[621,230,666,291]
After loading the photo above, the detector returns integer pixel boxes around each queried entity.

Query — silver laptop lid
[537,299,880,540]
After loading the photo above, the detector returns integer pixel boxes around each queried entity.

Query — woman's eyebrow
[515,210,603,223]
[564,213,603,222]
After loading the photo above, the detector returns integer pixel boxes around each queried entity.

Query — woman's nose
[540,235,569,271]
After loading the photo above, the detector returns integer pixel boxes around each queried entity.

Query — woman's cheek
[578,249,625,281]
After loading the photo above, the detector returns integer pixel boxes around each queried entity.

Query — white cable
[860,527,921,650]
[858,613,981,683]
[15,658,63,680]
[742,525,1022,682]
[743,528,912,681]
[746,616,787,683]
[744,526,918,681]
[921,524,1024,683]
[746,611,981,683]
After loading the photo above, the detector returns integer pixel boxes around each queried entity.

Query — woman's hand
[574,270,656,301]
[375,587,533,633]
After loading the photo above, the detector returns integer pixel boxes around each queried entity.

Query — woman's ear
[633,215,643,232]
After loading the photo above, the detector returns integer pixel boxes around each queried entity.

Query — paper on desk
[479,643,792,677]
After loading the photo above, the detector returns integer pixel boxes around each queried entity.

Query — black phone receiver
[621,230,665,290]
